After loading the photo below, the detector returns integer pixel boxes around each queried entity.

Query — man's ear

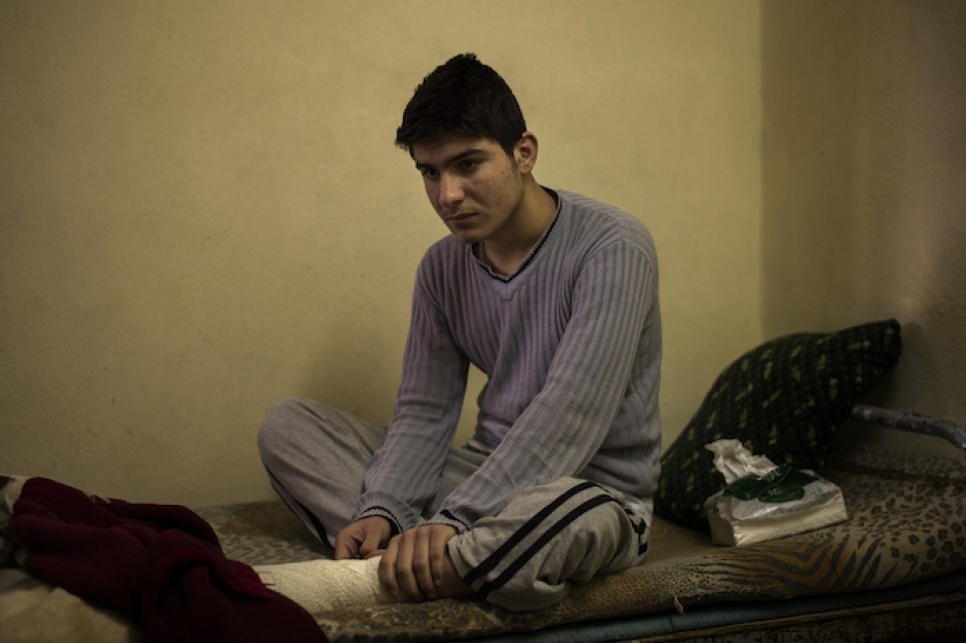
[514,132,539,174]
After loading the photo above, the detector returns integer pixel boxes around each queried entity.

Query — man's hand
[334,516,393,560]
[379,523,458,601]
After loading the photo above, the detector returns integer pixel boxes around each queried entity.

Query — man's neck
[479,183,557,276]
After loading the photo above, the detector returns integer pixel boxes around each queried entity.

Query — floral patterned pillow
[654,319,902,530]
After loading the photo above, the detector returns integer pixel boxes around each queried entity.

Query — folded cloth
[9,477,327,643]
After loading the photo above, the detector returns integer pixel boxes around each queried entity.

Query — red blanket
[10,477,327,643]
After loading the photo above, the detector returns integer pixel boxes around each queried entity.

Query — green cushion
[654,319,901,530]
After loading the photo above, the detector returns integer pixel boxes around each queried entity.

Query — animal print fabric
[198,420,966,641]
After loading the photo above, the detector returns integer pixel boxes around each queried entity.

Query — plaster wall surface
[761,0,966,426]
[0,1,761,505]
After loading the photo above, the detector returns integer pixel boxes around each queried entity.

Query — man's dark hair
[395,53,527,157]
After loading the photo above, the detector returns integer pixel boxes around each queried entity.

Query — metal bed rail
[850,404,966,458]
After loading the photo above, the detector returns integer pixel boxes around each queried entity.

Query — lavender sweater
[357,190,662,534]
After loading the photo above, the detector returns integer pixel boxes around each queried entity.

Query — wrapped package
[703,439,848,546]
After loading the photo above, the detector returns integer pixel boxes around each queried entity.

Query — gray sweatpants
[257,397,650,611]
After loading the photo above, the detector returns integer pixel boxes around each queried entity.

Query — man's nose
[437,173,464,209]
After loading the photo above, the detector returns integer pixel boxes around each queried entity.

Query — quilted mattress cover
[1,420,964,642]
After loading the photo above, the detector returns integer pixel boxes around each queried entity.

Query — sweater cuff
[355,491,420,534]
[426,508,473,534]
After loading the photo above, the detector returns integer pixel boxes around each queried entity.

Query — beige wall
[7,1,961,510]
[761,0,966,426]
[0,1,762,506]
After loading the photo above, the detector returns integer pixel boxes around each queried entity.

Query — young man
[256,53,662,612]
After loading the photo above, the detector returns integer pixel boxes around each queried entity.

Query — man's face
[411,136,526,246]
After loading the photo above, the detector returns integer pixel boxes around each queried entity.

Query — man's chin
[448,228,483,245]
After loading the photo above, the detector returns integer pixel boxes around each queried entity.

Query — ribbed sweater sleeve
[356,190,662,533]
[354,264,470,533]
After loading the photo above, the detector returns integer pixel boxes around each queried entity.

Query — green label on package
[724,464,818,503]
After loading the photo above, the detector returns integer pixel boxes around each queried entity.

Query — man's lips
[445,212,476,223]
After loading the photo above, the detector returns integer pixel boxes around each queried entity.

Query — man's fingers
[333,539,355,560]
[378,539,401,596]
[376,525,459,601]
[333,531,360,560]
[335,516,392,560]
[412,529,437,599]
[358,532,383,557]
[393,533,423,600]
[429,527,452,589]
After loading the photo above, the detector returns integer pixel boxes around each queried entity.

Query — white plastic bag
[703,440,848,546]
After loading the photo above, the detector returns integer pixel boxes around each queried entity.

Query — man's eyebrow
[414,148,489,171]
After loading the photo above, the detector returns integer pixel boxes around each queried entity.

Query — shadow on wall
[759,0,966,424]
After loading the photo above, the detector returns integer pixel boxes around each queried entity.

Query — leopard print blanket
[196,423,966,641]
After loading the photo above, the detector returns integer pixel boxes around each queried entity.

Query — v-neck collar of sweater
[471,188,562,283]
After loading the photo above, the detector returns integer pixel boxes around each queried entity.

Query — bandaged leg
[254,556,409,613]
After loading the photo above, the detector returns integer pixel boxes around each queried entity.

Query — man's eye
[459,159,479,172]
[420,168,439,179]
